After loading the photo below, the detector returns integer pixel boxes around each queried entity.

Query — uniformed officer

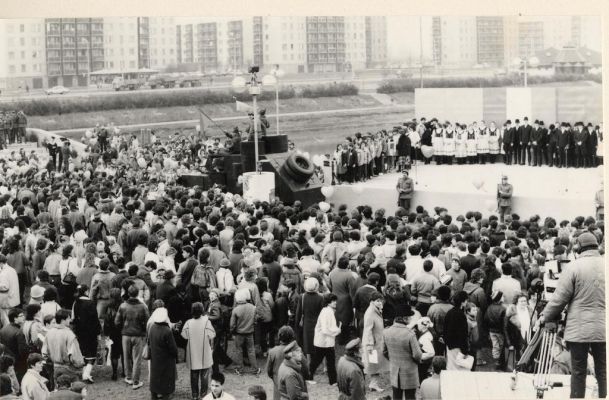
[497,175,513,223]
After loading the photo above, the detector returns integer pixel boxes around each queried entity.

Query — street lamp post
[263,65,284,136]
[512,56,539,87]
[81,37,91,90]
[232,68,263,172]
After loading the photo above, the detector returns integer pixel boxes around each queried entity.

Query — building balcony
[47,42,61,49]
[62,42,76,48]
[47,56,61,62]
[48,70,62,76]
[47,29,61,36]
[90,42,103,48]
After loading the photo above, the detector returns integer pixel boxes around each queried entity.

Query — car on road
[45,85,70,95]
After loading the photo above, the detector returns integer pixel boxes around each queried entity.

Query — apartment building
[432,16,478,67]
[344,17,366,71]
[365,16,387,68]
[44,18,104,88]
[0,18,47,91]
[176,18,254,73]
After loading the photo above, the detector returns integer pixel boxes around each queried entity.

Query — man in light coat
[383,303,422,400]
[541,232,606,399]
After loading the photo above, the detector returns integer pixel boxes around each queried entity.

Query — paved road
[0,76,382,103]
[49,104,411,135]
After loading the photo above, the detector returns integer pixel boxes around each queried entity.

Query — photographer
[540,232,606,399]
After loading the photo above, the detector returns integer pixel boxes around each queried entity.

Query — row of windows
[7,63,43,74]
[6,24,43,33]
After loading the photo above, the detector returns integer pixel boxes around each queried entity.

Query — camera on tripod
[542,258,570,301]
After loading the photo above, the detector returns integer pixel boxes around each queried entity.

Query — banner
[236,100,253,113]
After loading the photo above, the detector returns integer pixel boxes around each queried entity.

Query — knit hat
[304,277,319,293]
[30,285,45,300]
[577,232,598,248]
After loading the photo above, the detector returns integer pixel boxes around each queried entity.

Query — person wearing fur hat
[336,338,366,400]
[277,341,308,400]
[295,277,323,364]
[540,232,606,398]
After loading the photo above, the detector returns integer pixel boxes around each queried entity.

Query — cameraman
[540,232,605,399]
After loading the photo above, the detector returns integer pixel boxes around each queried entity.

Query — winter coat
[444,307,469,354]
[396,134,411,157]
[542,250,605,342]
[297,292,324,353]
[328,268,356,328]
[313,305,341,349]
[337,355,366,400]
[181,316,216,370]
[72,297,100,358]
[267,345,310,400]
[362,304,388,374]
[114,298,150,337]
[484,303,507,334]
[148,322,178,395]
[278,358,308,400]
[383,322,422,389]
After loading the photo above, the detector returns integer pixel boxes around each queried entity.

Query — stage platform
[440,370,598,399]
[329,164,603,221]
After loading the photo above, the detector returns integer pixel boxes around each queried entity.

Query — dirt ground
[86,342,497,400]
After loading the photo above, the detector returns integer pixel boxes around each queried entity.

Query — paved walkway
[49,103,411,135]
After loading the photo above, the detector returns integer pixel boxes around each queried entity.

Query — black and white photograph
[0,2,606,399]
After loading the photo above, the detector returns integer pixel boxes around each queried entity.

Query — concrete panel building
[0,18,47,91]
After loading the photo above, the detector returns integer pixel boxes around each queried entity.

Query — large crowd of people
[0,123,604,400]
[330,117,603,184]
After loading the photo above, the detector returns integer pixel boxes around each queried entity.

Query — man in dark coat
[328,257,357,345]
[537,121,548,166]
[530,120,542,167]
[573,122,588,168]
[512,119,521,165]
[396,130,411,172]
[502,120,513,165]
[443,291,470,370]
[587,123,598,168]
[519,116,532,165]
[352,273,380,337]
[347,144,358,183]
[337,338,366,400]
[556,122,572,168]
[0,308,27,380]
[546,123,559,167]
[459,242,480,279]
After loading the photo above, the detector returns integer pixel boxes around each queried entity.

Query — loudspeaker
[240,141,266,172]
[177,174,211,189]
[261,153,324,207]
[208,171,226,186]
[264,134,289,154]
[226,163,243,194]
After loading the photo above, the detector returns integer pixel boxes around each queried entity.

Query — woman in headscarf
[148,306,178,400]
[294,277,323,365]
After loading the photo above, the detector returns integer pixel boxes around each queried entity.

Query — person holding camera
[540,232,606,399]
